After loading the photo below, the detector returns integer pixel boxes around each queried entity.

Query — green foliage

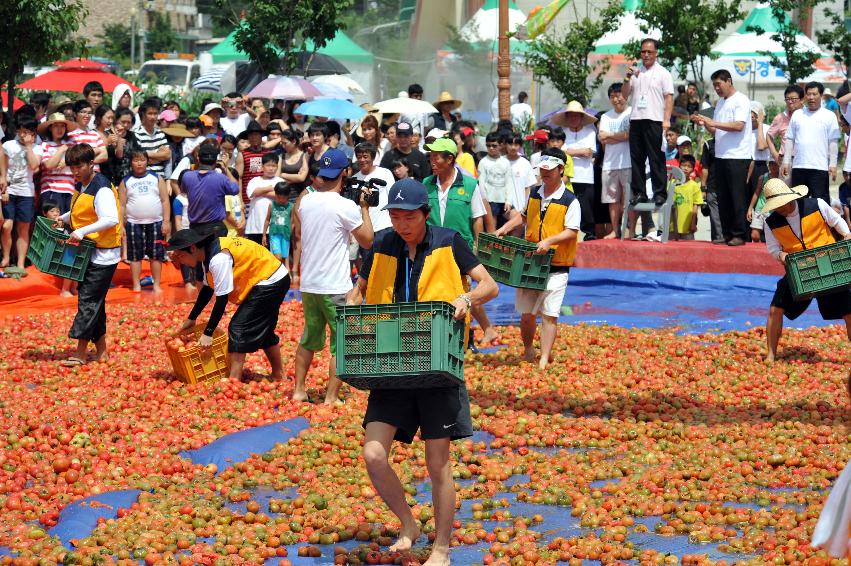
[523,0,624,105]
[626,0,744,94]
[223,0,355,75]
[816,8,851,66]
[0,0,87,128]
[147,12,179,54]
[747,0,821,84]
[197,0,248,37]
[98,23,133,62]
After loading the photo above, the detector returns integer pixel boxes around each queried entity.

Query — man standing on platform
[621,38,674,207]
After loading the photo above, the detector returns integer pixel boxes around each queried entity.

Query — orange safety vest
[525,185,578,267]
[205,237,282,304]
[70,173,122,249]
[765,198,835,253]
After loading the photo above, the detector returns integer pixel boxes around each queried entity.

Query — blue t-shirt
[179,169,239,224]
[839,182,850,207]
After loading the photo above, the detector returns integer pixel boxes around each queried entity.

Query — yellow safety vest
[525,186,577,267]
[70,173,122,249]
[765,198,835,253]
[205,237,282,304]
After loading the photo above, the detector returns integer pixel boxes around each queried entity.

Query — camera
[343,177,386,207]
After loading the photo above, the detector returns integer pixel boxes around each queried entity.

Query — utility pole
[497,0,511,121]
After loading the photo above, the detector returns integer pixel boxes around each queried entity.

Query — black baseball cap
[383,179,429,211]
[396,122,413,136]
[168,229,208,251]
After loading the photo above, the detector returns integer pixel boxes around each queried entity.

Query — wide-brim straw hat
[761,178,808,214]
[161,123,195,138]
[37,112,77,136]
[551,100,597,127]
[433,91,462,111]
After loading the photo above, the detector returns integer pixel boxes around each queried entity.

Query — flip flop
[60,357,86,367]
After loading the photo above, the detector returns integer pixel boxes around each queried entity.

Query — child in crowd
[245,153,283,245]
[670,155,703,240]
[118,150,170,293]
[171,190,195,290]
[224,177,245,238]
[1,116,40,271]
[391,158,410,180]
[477,132,513,228]
[747,159,780,243]
[263,182,293,269]
[42,201,77,296]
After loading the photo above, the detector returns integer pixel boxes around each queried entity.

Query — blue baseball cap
[317,148,350,178]
[383,179,429,211]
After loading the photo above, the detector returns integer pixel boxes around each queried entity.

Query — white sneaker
[645,231,662,242]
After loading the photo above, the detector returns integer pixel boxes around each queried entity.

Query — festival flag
[526,0,571,39]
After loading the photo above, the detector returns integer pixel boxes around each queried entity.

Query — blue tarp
[48,490,142,547]
[180,417,310,473]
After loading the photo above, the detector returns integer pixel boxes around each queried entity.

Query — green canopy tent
[209,29,374,66]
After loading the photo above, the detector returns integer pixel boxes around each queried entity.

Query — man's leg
[728,160,751,241]
[14,221,30,269]
[92,335,108,362]
[423,437,454,566]
[812,169,830,202]
[629,121,648,204]
[129,261,142,292]
[539,314,558,369]
[228,353,246,379]
[766,305,784,362]
[520,313,537,362]
[150,260,163,293]
[645,121,667,202]
[0,219,12,267]
[363,421,419,551]
[714,159,734,241]
[324,356,343,405]
[263,343,283,380]
[472,303,498,344]
[705,190,724,242]
[293,345,314,401]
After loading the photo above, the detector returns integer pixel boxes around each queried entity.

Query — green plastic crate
[336,301,466,390]
[786,240,851,300]
[26,216,95,282]
[476,233,554,290]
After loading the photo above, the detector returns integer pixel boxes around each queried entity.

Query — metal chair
[620,166,685,243]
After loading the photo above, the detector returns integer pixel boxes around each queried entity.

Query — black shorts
[363,386,473,444]
[770,276,851,321]
[125,221,165,262]
[228,274,290,353]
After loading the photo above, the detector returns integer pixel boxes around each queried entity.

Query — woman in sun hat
[433,91,462,131]
[761,177,851,362]
[552,101,598,240]
[38,112,79,214]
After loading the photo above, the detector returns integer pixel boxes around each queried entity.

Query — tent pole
[497,0,511,122]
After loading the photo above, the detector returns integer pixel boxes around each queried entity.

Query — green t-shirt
[269,201,293,238]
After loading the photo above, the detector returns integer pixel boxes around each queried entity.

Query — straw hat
[551,101,597,127]
[161,123,195,138]
[433,91,462,111]
[47,95,73,115]
[761,178,808,214]
[37,112,77,136]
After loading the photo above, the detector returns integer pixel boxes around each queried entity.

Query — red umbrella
[18,68,139,93]
[1,92,24,111]
[54,58,107,70]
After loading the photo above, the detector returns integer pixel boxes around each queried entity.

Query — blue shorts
[2,195,35,223]
[126,221,165,262]
[269,234,290,258]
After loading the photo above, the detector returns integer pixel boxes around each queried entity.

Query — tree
[0,0,87,135]
[523,0,624,105]
[626,0,744,94]
[98,23,132,62]
[221,0,355,75]
[747,0,821,84]
[815,8,851,70]
[147,12,179,54]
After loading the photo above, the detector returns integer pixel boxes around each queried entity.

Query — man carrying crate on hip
[346,179,498,566]
[761,178,851,362]
[495,148,581,369]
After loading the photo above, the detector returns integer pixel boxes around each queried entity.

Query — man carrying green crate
[346,179,498,566]
[495,148,581,369]
[58,143,122,367]
[761,178,851,362]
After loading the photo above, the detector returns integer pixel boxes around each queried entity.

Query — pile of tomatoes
[0,302,848,564]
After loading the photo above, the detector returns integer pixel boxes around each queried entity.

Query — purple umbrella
[247,75,322,100]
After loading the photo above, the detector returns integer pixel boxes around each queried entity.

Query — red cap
[525,129,549,143]
[460,126,475,137]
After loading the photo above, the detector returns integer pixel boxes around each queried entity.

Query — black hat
[237,120,268,140]
[168,229,208,251]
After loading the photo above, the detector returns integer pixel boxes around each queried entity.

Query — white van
[137,59,201,98]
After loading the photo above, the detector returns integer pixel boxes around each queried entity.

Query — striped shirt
[133,126,168,175]
[68,128,106,172]
[39,141,76,195]
[239,147,270,205]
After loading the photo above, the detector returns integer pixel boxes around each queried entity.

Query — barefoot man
[347,179,498,565]
[496,148,581,369]
[761,178,851,361]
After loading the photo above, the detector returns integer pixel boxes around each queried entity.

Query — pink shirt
[766,110,793,157]
[628,62,674,122]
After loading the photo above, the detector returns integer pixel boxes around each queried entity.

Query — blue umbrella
[296,98,366,121]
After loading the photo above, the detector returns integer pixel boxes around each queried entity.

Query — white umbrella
[313,82,354,101]
[373,97,438,115]
[310,74,366,95]
[459,0,526,43]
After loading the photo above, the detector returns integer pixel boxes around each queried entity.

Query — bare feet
[480,328,498,345]
[389,524,420,552]
[132,286,142,293]
[152,285,162,294]
[59,290,74,298]
[184,283,196,291]
[602,231,618,240]
[92,351,109,363]
[539,356,549,370]
[523,348,537,363]
[765,352,775,363]
[422,546,450,566]
[324,397,344,406]
[292,390,310,402]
